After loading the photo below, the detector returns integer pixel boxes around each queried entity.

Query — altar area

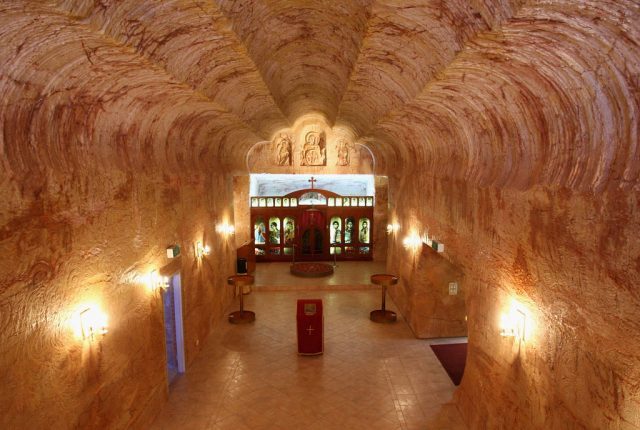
[253,260,386,290]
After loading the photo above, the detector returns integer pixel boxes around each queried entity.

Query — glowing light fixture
[216,223,235,236]
[146,270,169,291]
[500,304,527,341]
[195,241,211,258]
[386,223,400,234]
[79,307,108,339]
[402,233,422,251]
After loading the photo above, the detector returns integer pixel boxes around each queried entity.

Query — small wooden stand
[227,275,255,324]
[370,274,398,323]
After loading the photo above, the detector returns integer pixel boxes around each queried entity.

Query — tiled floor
[253,261,387,289]
[152,285,468,429]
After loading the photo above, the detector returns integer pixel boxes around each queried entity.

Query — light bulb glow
[145,270,169,291]
[386,223,400,234]
[402,233,422,251]
[216,223,235,235]
[500,303,527,341]
[79,307,108,339]
[195,241,211,257]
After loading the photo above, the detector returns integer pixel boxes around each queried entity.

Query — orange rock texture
[1,0,638,429]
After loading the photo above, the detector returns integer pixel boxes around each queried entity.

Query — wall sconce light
[79,307,108,339]
[195,241,211,258]
[500,306,526,341]
[386,223,400,235]
[402,233,422,251]
[146,270,169,291]
[216,223,235,236]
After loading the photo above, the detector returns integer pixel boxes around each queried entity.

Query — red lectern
[296,299,323,355]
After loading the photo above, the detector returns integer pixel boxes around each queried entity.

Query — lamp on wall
[402,233,422,252]
[79,307,108,339]
[195,241,211,258]
[386,223,400,235]
[500,305,527,341]
[216,223,235,236]
[146,270,169,292]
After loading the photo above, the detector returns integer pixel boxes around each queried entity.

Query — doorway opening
[161,273,186,386]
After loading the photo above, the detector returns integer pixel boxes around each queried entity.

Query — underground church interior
[0,1,639,429]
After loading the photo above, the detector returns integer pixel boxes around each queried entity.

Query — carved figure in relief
[300,131,326,166]
[335,139,352,166]
[274,133,293,165]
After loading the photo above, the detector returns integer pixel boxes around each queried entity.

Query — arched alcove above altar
[246,115,375,174]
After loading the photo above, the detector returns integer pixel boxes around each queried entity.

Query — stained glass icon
[330,217,342,244]
[269,217,280,244]
[344,217,355,244]
[358,218,370,244]
[284,217,295,245]
[254,218,266,244]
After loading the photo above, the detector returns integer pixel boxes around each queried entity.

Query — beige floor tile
[151,283,467,430]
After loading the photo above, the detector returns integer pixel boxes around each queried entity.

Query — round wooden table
[227,275,255,324]
[370,274,398,323]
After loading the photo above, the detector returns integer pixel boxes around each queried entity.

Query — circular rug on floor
[290,262,334,278]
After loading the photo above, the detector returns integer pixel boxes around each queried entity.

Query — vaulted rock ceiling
[2,0,638,191]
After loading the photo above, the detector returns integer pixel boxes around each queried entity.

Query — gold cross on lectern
[306,325,315,335]
[308,176,316,189]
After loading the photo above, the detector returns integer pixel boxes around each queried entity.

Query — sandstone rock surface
[1,0,638,429]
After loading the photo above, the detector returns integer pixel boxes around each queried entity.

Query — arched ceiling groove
[0,2,261,184]
[1,0,638,189]
[372,0,640,191]
[335,0,525,138]
[215,0,374,124]
[49,0,290,139]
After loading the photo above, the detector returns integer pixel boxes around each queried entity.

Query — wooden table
[370,274,398,323]
[227,275,256,324]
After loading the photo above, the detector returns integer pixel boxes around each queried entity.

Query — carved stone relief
[274,133,293,166]
[300,130,326,166]
[335,138,352,166]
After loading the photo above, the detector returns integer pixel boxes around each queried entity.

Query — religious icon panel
[254,218,266,244]
[268,217,280,245]
[344,217,355,244]
[358,218,370,244]
[330,217,342,244]
[284,217,295,245]
[250,187,373,262]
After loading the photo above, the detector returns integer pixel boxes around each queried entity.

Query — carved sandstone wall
[379,1,640,427]
[1,0,639,429]
[387,176,640,428]
[0,170,237,429]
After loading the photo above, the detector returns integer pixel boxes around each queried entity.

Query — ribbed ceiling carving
[1,0,638,190]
